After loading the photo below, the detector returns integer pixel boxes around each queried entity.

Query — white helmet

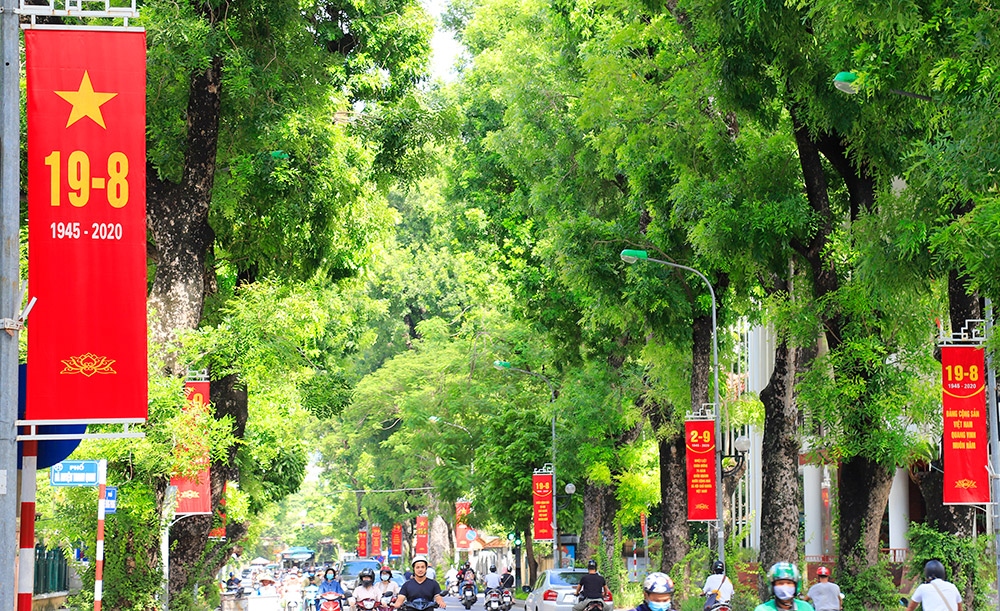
[412,555,429,567]
[642,572,674,594]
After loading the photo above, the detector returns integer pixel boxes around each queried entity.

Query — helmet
[490,565,497,573]
[412,555,429,568]
[506,566,513,573]
[587,559,598,571]
[641,572,674,594]
[463,562,471,570]
[359,568,376,584]
[816,566,830,578]
[767,562,801,596]
[381,566,393,574]
[924,560,946,581]
[712,560,724,575]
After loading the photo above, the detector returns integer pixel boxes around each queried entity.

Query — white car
[523,570,612,611]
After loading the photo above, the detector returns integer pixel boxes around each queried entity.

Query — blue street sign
[105,486,118,514]
[50,460,100,487]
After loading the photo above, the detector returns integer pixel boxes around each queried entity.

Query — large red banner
[390,524,403,557]
[456,501,471,550]
[685,419,717,521]
[358,529,368,557]
[170,382,212,515]
[415,515,429,554]
[371,524,382,557]
[25,29,147,422]
[532,473,554,541]
[942,346,990,504]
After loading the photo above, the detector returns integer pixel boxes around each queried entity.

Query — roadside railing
[34,545,69,595]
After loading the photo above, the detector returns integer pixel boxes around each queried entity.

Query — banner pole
[17,438,38,611]
[94,459,107,611]
[0,0,22,609]
[984,301,1000,597]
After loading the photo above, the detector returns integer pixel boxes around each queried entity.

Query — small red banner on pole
[942,346,990,504]
[532,472,554,541]
[358,529,368,557]
[456,501,471,550]
[25,29,148,422]
[415,515,429,554]
[371,524,382,557]
[170,382,212,515]
[390,524,403,557]
[685,419,717,521]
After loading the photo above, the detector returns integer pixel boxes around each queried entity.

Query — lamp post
[619,249,725,563]
[493,360,561,568]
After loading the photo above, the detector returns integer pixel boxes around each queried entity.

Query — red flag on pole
[371,524,382,557]
[456,501,471,550]
[170,382,212,515]
[358,529,368,557]
[390,524,403,557]
[532,473,554,541]
[415,515,429,554]
[25,29,148,422]
[685,419,718,521]
[942,346,990,504]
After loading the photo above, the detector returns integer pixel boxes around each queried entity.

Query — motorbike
[484,589,502,611]
[460,582,477,610]
[706,604,731,611]
[320,592,347,611]
[304,586,319,611]
[581,599,604,611]
[402,600,438,611]
[499,588,513,611]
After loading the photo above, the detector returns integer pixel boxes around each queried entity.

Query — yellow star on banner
[54,71,118,129]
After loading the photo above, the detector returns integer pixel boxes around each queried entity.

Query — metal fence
[34,546,69,595]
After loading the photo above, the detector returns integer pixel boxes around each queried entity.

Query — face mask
[647,601,671,611]
[326,574,335,581]
[773,584,796,600]
[381,574,391,581]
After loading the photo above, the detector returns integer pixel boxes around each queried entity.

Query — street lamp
[493,359,562,568]
[619,249,725,564]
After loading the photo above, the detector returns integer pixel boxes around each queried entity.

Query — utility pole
[1,1,22,610]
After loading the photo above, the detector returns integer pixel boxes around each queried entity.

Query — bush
[906,522,993,608]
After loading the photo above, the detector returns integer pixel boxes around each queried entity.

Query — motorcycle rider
[258,574,279,597]
[226,572,241,589]
[444,566,460,595]
[803,567,841,611]
[753,563,814,611]
[352,568,380,611]
[461,562,477,597]
[318,567,347,611]
[394,556,447,609]
[376,566,401,602]
[499,567,515,590]
[573,560,611,611]
[629,572,675,611]
[483,566,503,592]
[905,559,963,611]
[701,560,733,607]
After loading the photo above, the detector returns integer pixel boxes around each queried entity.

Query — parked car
[523,570,612,611]
[339,559,383,595]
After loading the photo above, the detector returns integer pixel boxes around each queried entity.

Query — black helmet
[587,559,597,571]
[712,560,725,575]
[360,568,375,584]
[924,560,946,582]
[490,565,497,573]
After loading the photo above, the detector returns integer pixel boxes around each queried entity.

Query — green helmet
[767,562,801,595]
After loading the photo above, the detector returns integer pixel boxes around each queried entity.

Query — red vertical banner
[685,419,717,521]
[942,346,990,504]
[25,29,148,422]
[390,524,403,557]
[358,529,368,557]
[371,524,382,557]
[170,382,212,515]
[455,500,471,550]
[415,515,429,554]
[640,513,647,540]
[532,472,554,541]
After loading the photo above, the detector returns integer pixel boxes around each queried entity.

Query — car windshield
[549,572,586,586]
[342,561,381,575]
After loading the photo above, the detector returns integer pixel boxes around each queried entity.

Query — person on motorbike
[460,563,477,597]
[573,560,611,611]
[258,574,279,597]
[394,556,447,610]
[499,567,515,590]
[318,568,347,611]
[905,559,963,611]
[444,567,459,594]
[629,572,675,611]
[483,566,502,592]
[352,568,380,611]
[701,560,733,607]
[376,566,400,602]
[226,572,241,589]
[752,563,814,611]
[803,567,841,611]
[283,569,305,608]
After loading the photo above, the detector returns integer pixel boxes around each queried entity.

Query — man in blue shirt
[395,556,446,610]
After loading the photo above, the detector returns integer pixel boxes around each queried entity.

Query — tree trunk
[657,432,688,574]
[836,456,894,582]
[579,480,606,563]
[525,531,539,586]
[756,339,802,599]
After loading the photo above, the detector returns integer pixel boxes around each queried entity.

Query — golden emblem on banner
[954,479,978,489]
[695,503,709,510]
[59,353,117,377]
